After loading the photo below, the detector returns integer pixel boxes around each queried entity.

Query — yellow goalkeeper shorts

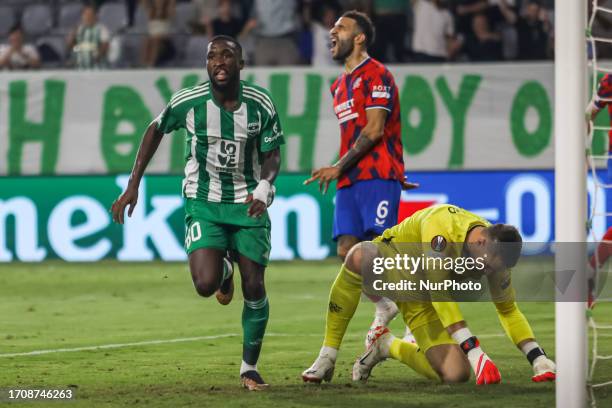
[397,301,455,352]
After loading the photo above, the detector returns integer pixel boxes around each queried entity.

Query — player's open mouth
[215,69,228,80]
[330,38,337,52]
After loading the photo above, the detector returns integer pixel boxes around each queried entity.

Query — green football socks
[242,296,269,366]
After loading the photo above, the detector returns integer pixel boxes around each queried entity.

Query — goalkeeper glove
[522,341,556,382]
[452,328,501,385]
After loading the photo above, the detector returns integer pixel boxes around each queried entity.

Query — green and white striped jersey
[154,80,284,203]
[73,23,110,69]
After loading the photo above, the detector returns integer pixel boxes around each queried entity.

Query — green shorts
[184,199,271,266]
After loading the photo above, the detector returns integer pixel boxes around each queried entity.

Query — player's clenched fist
[110,187,138,224]
[474,354,501,385]
[531,356,556,382]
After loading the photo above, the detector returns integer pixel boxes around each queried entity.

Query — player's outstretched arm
[447,321,502,385]
[246,147,281,217]
[494,300,556,382]
[110,123,164,224]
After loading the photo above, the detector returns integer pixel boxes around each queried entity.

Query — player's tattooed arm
[335,108,388,172]
[304,109,387,194]
[334,134,377,174]
[111,123,164,224]
[247,147,281,217]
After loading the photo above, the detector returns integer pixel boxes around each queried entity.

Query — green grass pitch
[0,260,611,407]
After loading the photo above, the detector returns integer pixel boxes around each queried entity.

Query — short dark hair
[82,1,98,11]
[487,224,523,268]
[209,35,243,56]
[8,24,22,35]
[342,10,375,47]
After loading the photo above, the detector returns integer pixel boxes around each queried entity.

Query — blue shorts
[333,179,401,241]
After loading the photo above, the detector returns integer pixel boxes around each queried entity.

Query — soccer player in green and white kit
[111,35,284,391]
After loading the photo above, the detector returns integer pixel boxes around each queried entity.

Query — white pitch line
[0,334,239,358]
[0,332,508,359]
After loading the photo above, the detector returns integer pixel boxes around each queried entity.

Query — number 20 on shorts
[185,221,202,248]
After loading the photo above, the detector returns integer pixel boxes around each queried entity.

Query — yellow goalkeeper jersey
[374,204,534,345]
[378,203,489,248]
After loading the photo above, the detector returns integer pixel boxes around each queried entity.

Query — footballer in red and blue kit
[331,57,405,240]
[589,73,612,180]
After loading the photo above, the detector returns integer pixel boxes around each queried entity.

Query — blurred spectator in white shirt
[141,0,176,67]
[67,4,110,69]
[0,25,40,70]
[412,0,459,62]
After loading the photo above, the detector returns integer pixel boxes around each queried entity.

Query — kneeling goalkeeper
[302,204,556,385]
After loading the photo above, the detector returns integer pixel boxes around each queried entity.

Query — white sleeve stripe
[170,84,209,104]
[171,83,208,101]
[243,87,276,115]
[243,94,273,117]
[243,86,274,107]
[170,85,209,105]
[171,90,209,109]
[243,90,275,116]
[365,105,391,112]
[243,92,275,117]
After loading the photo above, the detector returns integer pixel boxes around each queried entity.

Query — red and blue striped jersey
[331,57,404,189]
[594,73,612,149]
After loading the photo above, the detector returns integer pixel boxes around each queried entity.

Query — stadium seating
[21,3,53,37]
[56,2,83,35]
[128,5,149,35]
[117,34,145,68]
[174,2,195,34]
[0,6,16,37]
[98,2,128,34]
[182,35,208,67]
[36,35,66,67]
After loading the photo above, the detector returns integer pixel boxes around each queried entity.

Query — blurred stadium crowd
[0,0,559,70]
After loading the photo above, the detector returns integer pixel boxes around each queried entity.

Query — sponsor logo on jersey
[431,235,447,252]
[264,134,281,143]
[334,98,355,114]
[215,140,239,171]
[247,122,260,137]
[335,98,358,123]
[264,124,282,143]
[371,85,391,99]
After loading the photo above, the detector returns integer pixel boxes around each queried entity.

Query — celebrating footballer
[111,35,283,391]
